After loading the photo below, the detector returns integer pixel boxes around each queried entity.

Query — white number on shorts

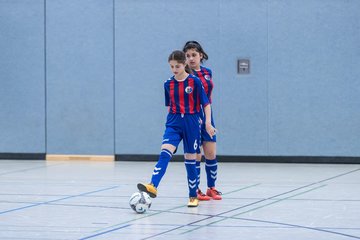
[193,140,198,150]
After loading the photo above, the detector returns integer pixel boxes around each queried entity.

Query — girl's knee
[185,153,196,160]
[205,153,216,160]
[161,144,176,154]
[204,149,216,160]
[203,142,216,159]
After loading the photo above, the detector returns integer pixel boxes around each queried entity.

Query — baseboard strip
[0,153,45,160]
[46,154,114,161]
[115,154,360,164]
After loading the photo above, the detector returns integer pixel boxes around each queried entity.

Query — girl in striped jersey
[183,41,222,201]
[138,50,216,207]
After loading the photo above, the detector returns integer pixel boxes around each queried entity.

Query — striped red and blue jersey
[164,74,210,114]
[192,66,213,103]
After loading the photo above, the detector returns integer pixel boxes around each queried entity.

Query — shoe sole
[198,196,211,201]
[137,183,157,198]
[207,196,222,200]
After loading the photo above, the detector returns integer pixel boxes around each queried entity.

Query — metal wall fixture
[237,59,250,74]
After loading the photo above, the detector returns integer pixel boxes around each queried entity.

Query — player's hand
[205,123,217,139]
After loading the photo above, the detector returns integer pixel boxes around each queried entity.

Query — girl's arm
[203,104,216,138]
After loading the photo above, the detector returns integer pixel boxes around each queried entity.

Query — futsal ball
[129,191,152,214]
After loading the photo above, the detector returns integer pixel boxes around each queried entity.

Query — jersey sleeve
[164,81,170,106]
[207,68,213,78]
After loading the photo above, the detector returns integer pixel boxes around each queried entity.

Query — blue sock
[196,161,201,189]
[151,149,172,188]
[205,158,217,188]
[185,159,197,197]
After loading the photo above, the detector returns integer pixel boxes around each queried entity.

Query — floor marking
[0,162,65,177]
[140,167,360,239]
[222,183,261,195]
[78,224,131,240]
[87,204,187,234]
[232,217,360,239]
[0,186,119,215]
[232,184,327,216]
[78,183,261,239]
[182,184,327,234]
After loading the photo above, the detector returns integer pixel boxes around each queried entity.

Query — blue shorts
[200,110,216,143]
[200,120,217,143]
[162,113,201,154]
[195,110,216,153]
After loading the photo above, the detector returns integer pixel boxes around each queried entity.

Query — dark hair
[183,40,209,63]
[168,50,186,63]
[168,50,192,73]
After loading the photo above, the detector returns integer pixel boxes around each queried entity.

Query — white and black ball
[129,191,152,214]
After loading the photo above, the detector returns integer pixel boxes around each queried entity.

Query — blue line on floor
[78,224,131,240]
[82,184,261,240]
[0,162,65,176]
[141,167,360,239]
[0,186,119,215]
[236,217,360,239]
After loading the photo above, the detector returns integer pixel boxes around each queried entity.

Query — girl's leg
[196,148,211,201]
[203,141,222,200]
[185,153,199,207]
[137,144,176,198]
[196,151,202,188]
[150,144,176,187]
[182,114,202,207]
[184,153,198,198]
